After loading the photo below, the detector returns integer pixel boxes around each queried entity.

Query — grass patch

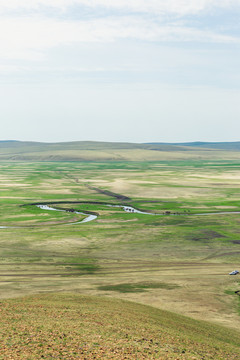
[98,282,179,293]
[63,257,99,273]
[186,229,226,243]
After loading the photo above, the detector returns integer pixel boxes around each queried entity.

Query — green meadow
[0,154,240,358]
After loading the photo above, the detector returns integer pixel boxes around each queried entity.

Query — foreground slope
[0,293,239,360]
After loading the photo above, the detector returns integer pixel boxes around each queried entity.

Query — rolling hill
[0,140,240,161]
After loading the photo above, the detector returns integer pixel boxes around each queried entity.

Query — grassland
[1,293,240,360]
[0,155,240,357]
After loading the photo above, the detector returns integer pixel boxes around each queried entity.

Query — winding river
[36,204,98,224]
[1,203,240,229]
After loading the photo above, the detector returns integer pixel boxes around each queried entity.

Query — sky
[0,0,240,143]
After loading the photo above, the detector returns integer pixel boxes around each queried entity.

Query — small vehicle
[229,270,239,275]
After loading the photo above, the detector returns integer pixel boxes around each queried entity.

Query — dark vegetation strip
[0,273,94,277]
[85,184,132,201]
[137,200,179,203]
[21,200,109,206]
[98,282,180,293]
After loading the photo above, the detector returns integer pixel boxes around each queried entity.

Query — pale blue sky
[0,0,240,143]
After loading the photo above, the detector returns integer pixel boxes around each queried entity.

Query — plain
[0,150,240,358]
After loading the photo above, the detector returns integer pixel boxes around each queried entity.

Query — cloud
[0,0,239,15]
[0,1,238,67]
[0,16,237,62]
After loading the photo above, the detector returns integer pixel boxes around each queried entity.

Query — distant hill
[147,141,240,151]
[0,140,239,161]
